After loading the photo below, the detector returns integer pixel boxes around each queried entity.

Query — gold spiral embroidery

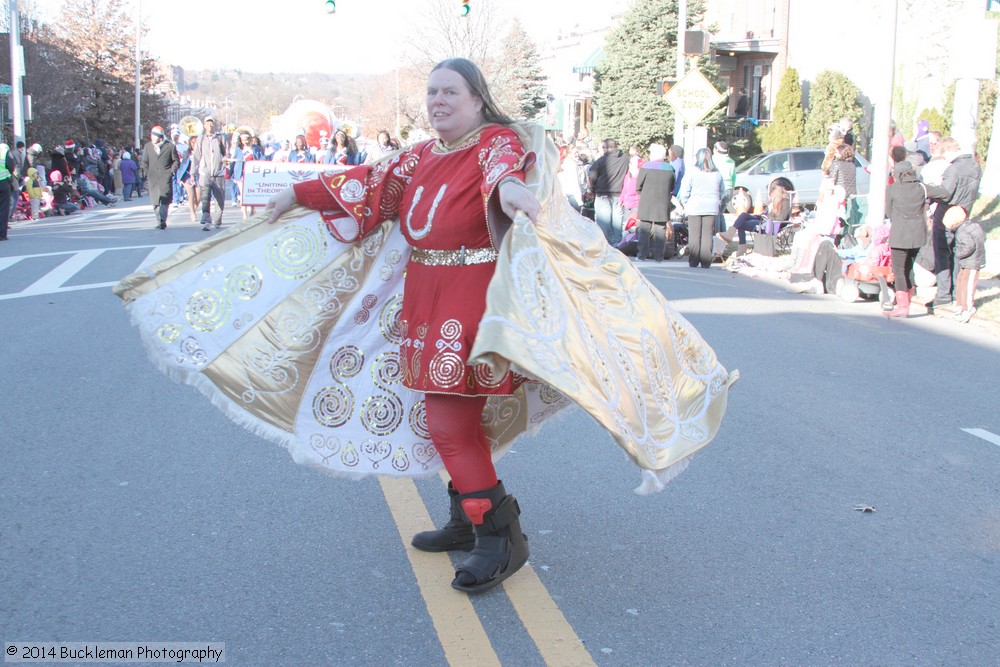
[408,400,429,439]
[473,363,506,389]
[186,289,226,332]
[361,351,403,436]
[428,353,464,389]
[428,318,465,389]
[312,345,364,428]
[185,265,263,332]
[157,323,181,344]
[379,294,405,344]
[266,225,327,280]
[227,265,263,300]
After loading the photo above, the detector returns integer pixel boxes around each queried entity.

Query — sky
[37,0,630,74]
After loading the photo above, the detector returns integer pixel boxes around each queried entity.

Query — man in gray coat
[140,126,179,229]
[192,116,230,231]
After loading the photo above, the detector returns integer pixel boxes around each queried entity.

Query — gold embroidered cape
[114,123,736,493]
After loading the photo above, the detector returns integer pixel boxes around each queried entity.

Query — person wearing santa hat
[141,125,179,229]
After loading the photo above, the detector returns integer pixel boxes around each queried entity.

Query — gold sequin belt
[410,246,498,266]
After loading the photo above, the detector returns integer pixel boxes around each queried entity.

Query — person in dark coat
[634,143,676,262]
[929,137,982,309]
[49,146,71,182]
[588,138,629,245]
[884,161,948,318]
[140,126,179,229]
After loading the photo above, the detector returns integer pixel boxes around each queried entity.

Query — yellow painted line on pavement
[504,566,597,666]
[382,475,596,666]
[379,477,501,667]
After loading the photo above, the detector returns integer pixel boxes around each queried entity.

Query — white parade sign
[663,69,725,127]
[241,161,346,206]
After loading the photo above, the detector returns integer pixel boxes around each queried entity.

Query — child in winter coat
[945,205,986,323]
[24,167,43,219]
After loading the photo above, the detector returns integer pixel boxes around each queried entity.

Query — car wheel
[728,188,751,213]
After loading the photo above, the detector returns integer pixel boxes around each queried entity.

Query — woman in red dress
[267,58,541,594]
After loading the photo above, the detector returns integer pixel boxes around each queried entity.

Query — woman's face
[378,132,389,147]
[295,137,306,150]
[426,67,483,143]
[334,131,347,147]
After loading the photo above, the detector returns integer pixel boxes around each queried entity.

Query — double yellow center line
[379,477,597,666]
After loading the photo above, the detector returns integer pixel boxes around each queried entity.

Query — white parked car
[731,147,870,211]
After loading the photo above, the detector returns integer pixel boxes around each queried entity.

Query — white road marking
[19,249,106,296]
[962,428,1000,447]
[0,243,190,301]
[0,256,25,272]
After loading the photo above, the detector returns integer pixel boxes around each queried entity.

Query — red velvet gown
[294,124,533,396]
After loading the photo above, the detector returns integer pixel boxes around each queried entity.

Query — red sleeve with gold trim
[292,143,426,242]
[478,125,536,233]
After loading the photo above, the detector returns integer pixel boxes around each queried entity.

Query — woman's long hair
[695,147,717,172]
[431,57,514,125]
[767,183,788,218]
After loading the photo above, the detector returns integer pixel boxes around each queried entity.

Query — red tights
[424,393,497,494]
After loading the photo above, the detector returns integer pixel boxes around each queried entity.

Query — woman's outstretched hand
[266,186,298,224]
[499,179,541,224]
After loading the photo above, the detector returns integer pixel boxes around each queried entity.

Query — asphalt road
[2,198,999,666]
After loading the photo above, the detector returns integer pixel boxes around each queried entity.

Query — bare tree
[403,0,505,80]
[30,0,167,145]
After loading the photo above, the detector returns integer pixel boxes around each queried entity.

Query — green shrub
[803,70,862,146]
[760,67,804,151]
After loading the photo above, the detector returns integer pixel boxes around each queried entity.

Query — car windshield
[735,154,765,173]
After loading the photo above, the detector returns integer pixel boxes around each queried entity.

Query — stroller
[11,191,33,221]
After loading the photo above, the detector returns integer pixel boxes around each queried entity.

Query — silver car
[731,147,870,210]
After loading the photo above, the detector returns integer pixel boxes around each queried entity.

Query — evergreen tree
[592,0,710,150]
[759,67,805,151]
[803,70,862,145]
[494,20,548,121]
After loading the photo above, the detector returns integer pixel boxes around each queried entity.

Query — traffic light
[657,79,677,96]
[325,0,335,13]
[458,1,471,17]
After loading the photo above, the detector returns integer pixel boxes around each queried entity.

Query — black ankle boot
[411,482,475,553]
[452,481,529,594]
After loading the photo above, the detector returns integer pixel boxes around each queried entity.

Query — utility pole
[134,0,141,150]
[9,0,24,145]
[865,0,899,227]
[673,0,686,150]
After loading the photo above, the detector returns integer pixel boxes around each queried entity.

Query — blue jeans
[594,195,624,245]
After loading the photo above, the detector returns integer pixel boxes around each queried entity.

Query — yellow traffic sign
[663,69,725,127]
